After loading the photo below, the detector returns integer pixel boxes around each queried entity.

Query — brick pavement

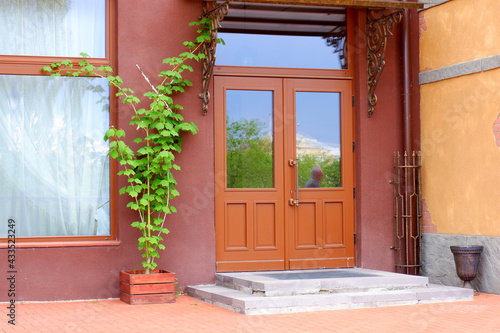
[1,292,500,332]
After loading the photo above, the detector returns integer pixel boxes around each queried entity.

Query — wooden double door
[215,76,354,272]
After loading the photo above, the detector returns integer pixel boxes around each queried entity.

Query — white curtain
[0,0,110,237]
[0,76,110,237]
[0,0,106,58]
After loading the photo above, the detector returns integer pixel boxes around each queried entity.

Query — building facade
[0,0,425,302]
[419,0,500,293]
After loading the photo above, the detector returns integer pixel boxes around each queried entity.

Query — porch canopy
[215,0,423,36]
[218,0,423,9]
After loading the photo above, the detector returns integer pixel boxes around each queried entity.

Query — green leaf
[116,129,126,138]
[131,221,146,229]
[104,128,115,140]
[43,21,208,261]
[127,202,139,210]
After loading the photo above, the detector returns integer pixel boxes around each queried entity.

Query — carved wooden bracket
[367,10,402,117]
[200,1,229,115]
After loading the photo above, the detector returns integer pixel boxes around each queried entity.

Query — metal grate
[391,151,422,275]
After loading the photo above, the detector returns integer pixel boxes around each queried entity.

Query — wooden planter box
[119,270,176,305]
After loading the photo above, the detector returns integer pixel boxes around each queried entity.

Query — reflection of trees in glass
[225,117,340,189]
[226,117,273,188]
[299,154,341,188]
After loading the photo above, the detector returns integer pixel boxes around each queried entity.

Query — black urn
[450,245,483,289]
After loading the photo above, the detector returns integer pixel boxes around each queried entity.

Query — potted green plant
[43,18,213,304]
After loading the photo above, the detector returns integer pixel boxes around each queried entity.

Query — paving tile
[1,293,500,332]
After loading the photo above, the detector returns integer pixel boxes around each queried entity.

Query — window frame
[0,0,118,246]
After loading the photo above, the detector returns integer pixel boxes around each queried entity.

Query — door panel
[254,201,278,250]
[224,201,248,250]
[324,201,344,246]
[215,76,285,272]
[215,76,354,272]
[285,79,354,270]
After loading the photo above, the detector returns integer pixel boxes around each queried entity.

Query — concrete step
[187,268,474,315]
[215,268,429,296]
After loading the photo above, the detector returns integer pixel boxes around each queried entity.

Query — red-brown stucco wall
[0,0,215,302]
[353,9,420,272]
[114,0,216,290]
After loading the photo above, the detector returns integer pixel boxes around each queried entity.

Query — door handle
[289,159,299,206]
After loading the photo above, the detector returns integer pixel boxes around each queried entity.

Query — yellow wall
[421,70,500,236]
[420,0,500,236]
[420,0,500,71]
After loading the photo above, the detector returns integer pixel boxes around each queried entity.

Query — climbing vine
[43,18,213,273]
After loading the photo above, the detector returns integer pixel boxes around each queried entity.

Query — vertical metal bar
[288,159,299,206]
[393,152,399,272]
[411,152,417,275]
[398,152,403,274]
[404,152,409,274]
[393,150,422,275]
[416,152,422,275]
[295,160,299,206]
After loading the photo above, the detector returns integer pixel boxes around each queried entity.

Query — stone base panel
[423,233,500,294]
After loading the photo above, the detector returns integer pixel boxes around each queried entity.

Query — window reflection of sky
[225,90,341,155]
[220,34,342,156]
[296,92,341,147]
[226,90,274,138]
[216,33,342,70]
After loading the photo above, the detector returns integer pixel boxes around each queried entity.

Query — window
[216,33,345,70]
[215,4,347,70]
[0,0,115,240]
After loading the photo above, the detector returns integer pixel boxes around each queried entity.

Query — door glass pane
[216,33,346,70]
[226,90,274,189]
[296,92,341,188]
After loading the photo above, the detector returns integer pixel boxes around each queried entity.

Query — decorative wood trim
[0,0,118,243]
[0,240,121,249]
[214,65,352,79]
[0,56,110,76]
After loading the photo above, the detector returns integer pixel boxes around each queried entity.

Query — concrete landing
[187,268,473,315]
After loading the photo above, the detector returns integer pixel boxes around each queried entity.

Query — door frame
[283,78,355,270]
[214,72,355,272]
[213,9,356,272]
[214,76,286,272]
